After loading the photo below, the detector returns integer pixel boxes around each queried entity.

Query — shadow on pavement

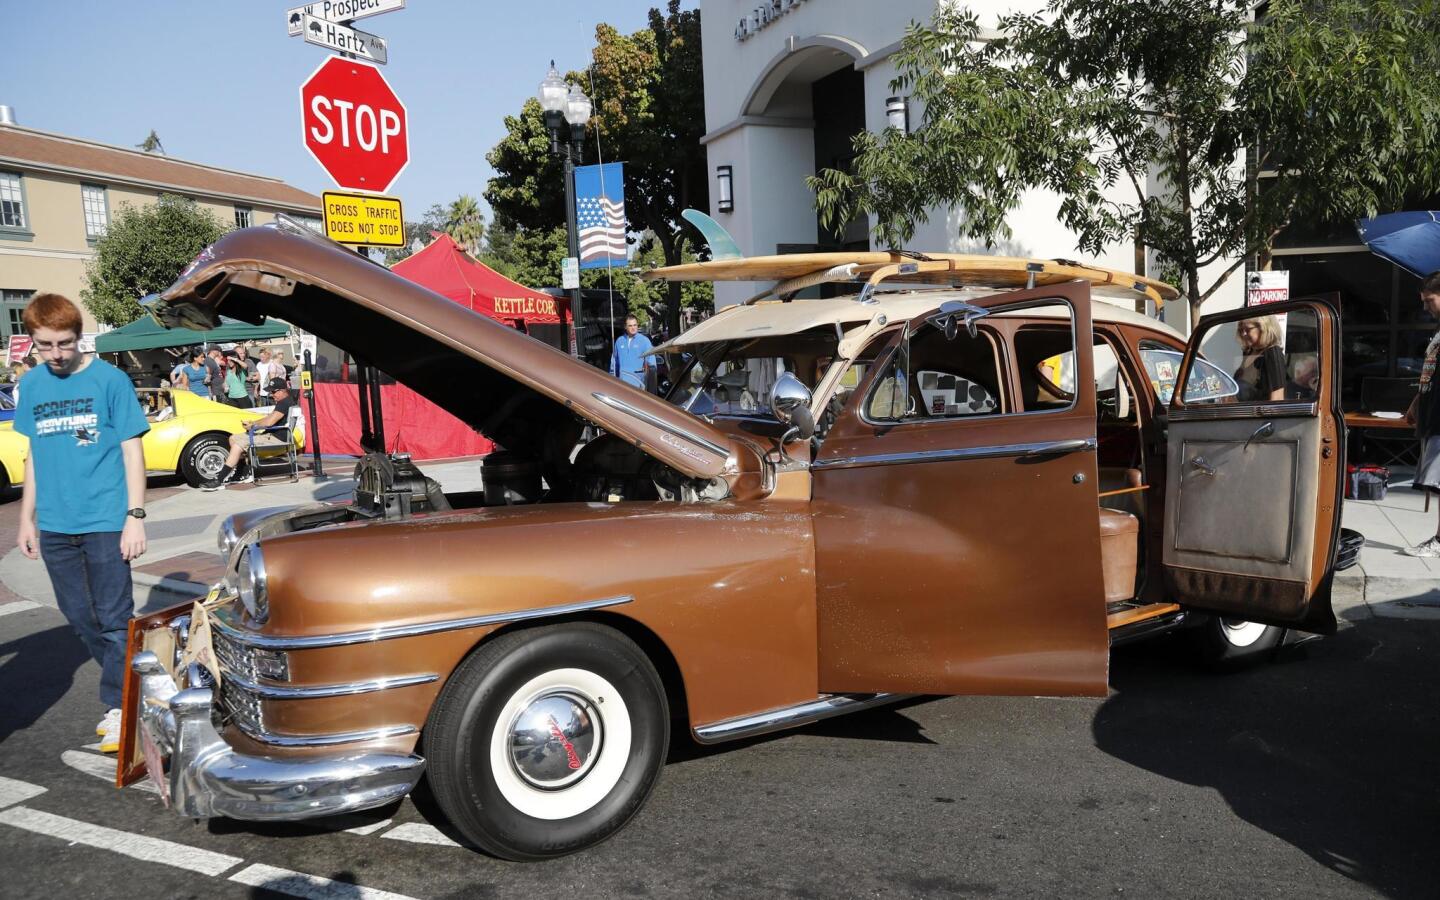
[0,623,90,743]
[1095,624,1440,900]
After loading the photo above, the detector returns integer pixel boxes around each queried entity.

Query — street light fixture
[716,165,734,213]
[538,62,592,359]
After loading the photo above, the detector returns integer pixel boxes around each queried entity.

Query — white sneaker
[95,708,121,737]
[1403,536,1440,558]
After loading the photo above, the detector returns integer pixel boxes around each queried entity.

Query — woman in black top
[1233,315,1286,402]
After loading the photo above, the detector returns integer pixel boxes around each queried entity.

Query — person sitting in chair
[203,378,296,491]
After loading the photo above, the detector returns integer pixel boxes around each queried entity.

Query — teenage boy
[14,293,149,752]
[203,377,296,490]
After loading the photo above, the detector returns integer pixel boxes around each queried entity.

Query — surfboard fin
[680,208,743,261]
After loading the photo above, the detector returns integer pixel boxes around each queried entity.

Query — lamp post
[538,62,592,359]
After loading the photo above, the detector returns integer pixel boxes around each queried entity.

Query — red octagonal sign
[300,56,409,194]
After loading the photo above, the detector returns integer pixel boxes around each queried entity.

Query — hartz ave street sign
[300,57,409,194]
[287,0,405,36]
[301,14,388,65]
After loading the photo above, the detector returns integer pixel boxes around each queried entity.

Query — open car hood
[153,225,756,483]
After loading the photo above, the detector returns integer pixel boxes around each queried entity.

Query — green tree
[443,194,486,255]
[136,130,165,155]
[485,0,709,336]
[811,0,1440,325]
[82,194,228,326]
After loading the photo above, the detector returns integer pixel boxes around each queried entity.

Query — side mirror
[770,372,815,440]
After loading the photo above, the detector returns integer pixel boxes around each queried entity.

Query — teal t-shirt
[15,358,150,534]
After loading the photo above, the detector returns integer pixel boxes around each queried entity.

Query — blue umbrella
[1356,211,1440,278]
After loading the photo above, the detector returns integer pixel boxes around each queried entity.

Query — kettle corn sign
[322,191,405,247]
[493,296,560,317]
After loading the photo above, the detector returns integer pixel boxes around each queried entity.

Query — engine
[352,452,451,519]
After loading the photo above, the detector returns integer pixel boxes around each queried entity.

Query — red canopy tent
[306,235,572,459]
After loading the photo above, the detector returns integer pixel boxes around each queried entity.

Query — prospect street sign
[322,190,405,247]
[287,0,405,36]
[300,57,409,193]
[300,14,389,65]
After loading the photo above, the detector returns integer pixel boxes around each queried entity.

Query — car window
[665,326,842,421]
[1136,340,1239,405]
[1180,308,1321,404]
[1034,338,1136,423]
[1011,304,1079,413]
[865,321,1005,422]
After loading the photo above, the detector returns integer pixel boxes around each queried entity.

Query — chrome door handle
[1244,421,1274,451]
[1190,456,1216,476]
[1024,438,1094,457]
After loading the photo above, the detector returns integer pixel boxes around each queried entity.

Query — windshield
[664,326,841,420]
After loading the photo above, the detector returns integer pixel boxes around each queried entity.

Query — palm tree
[445,195,485,255]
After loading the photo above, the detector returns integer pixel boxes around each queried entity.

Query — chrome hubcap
[197,446,228,479]
[1220,618,1268,647]
[507,691,602,790]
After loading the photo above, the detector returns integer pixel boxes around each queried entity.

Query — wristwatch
[127,508,147,520]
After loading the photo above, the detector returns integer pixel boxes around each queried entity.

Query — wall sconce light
[886,96,909,133]
[716,165,735,213]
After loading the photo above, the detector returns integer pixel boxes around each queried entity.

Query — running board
[692,693,912,745]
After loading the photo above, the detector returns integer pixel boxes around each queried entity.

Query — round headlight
[237,544,269,624]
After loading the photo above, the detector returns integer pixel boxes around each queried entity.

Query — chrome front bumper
[130,651,426,820]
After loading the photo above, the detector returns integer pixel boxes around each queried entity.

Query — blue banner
[574,162,627,270]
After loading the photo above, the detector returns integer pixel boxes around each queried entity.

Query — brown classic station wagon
[119,220,1357,859]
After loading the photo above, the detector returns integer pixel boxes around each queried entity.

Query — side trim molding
[813,438,1097,472]
[211,595,635,650]
[591,392,731,457]
[693,693,912,744]
[234,721,418,748]
[227,672,438,700]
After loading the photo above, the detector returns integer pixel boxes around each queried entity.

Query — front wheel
[1192,616,1284,670]
[425,622,670,860]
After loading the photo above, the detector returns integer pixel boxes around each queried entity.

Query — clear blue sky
[4,1,695,221]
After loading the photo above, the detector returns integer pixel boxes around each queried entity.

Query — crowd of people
[157,344,294,407]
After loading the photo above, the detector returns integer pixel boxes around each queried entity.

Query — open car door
[1164,299,1344,634]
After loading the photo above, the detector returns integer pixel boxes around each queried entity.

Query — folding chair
[246,405,303,484]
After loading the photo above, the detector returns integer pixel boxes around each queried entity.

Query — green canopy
[95,315,290,353]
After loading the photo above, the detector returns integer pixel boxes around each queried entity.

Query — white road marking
[0,600,41,617]
[229,864,421,900]
[62,749,160,794]
[0,806,242,876]
[380,821,462,847]
[339,817,393,836]
[0,776,46,809]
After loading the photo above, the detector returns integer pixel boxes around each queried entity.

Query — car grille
[211,627,257,682]
[220,678,265,736]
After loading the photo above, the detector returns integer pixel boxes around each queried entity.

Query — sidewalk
[0,458,486,613]
[1335,472,1440,621]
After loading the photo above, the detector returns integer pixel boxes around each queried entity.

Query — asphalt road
[1,590,1435,899]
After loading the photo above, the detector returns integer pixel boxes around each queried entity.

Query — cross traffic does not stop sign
[299,56,409,194]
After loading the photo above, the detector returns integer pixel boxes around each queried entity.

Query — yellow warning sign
[322,191,405,247]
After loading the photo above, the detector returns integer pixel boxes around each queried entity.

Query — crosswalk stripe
[228,864,421,900]
[0,806,242,875]
[0,600,41,617]
[61,749,160,793]
[0,776,46,809]
[380,821,462,847]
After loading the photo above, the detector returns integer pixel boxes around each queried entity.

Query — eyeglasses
[32,339,78,352]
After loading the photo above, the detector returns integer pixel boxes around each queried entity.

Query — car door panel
[812,283,1111,697]
[1164,300,1342,633]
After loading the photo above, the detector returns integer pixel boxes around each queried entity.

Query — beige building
[0,112,321,340]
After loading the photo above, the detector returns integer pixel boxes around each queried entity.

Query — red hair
[22,293,83,337]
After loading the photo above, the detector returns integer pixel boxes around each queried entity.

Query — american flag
[577,195,627,265]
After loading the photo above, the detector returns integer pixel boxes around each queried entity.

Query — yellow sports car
[0,425,27,494]
[1,388,302,489]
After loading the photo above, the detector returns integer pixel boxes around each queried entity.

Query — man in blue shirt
[609,315,654,391]
[14,293,149,753]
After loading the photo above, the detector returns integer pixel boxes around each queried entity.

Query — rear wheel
[1193,616,1284,669]
[425,622,669,860]
[178,433,229,487]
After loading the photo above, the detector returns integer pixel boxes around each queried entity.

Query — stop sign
[299,56,409,194]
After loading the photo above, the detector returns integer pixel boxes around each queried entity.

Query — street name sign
[301,14,389,65]
[322,191,405,246]
[287,0,405,35]
[561,256,580,290]
[300,56,410,193]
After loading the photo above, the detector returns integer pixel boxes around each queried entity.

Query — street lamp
[539,62,592,358]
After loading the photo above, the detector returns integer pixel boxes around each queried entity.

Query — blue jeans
[40,531,134,709]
